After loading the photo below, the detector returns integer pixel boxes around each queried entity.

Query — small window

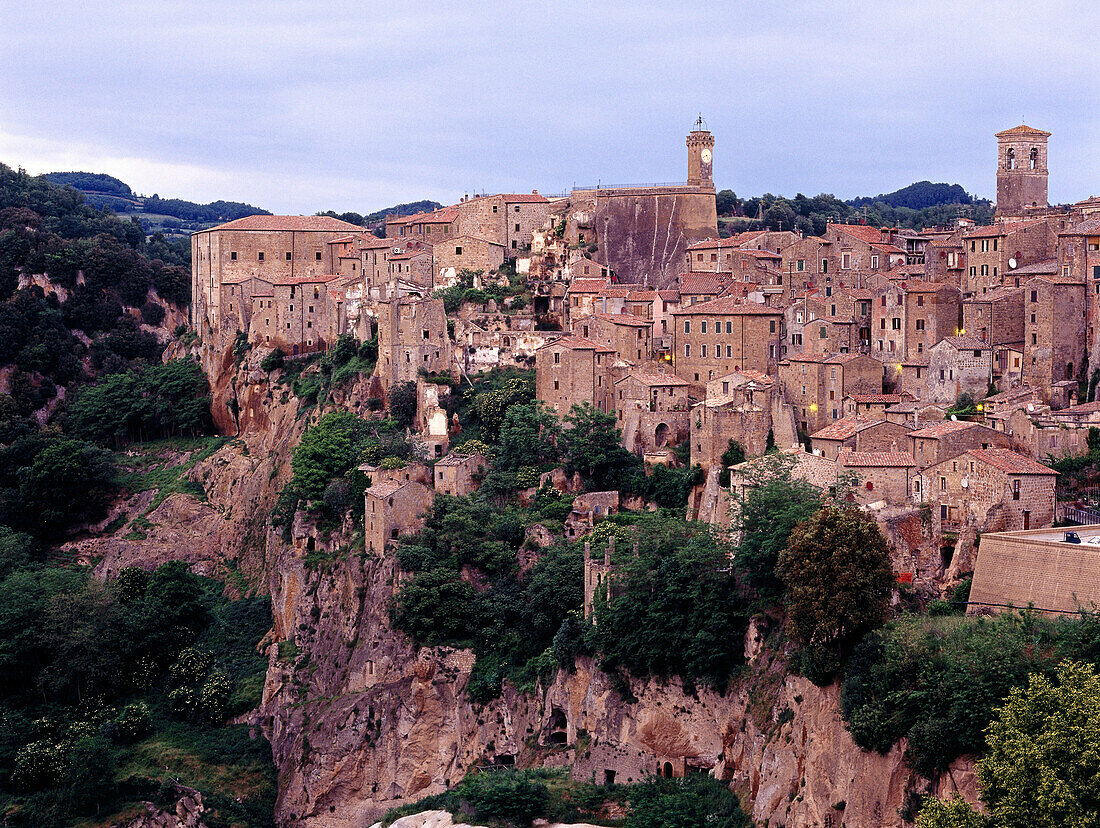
[285,251,292,260]
[455,246,462,255]
[257,252,264,261]
[684,321,691,334]
[230,251,237,260]
[316,252,322,261]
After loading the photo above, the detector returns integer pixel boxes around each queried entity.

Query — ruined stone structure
[375,296,453,394]
[614,371,691,455]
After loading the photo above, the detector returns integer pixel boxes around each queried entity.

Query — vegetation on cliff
[0,557,274,827]
[381,768,750,828]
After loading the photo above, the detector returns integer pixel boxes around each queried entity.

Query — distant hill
[43,171,270,236]
[317,200,444,229]
[849,181,975,210]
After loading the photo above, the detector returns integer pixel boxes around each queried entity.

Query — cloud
[2,1,1099,212]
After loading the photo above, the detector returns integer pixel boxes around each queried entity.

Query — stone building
[365,479,434,553]
[244,273,345,355]
[433,235,505,289]
[962,219,1056,297]
[433,453,489,496]
[908,419,1012,468]
[1022,273,1087,399]
[375,296,453,394]
[386,241,434,291]
[684,241,782,279]
[995,125,1051,219]
[453,193,553,255]
[837,450,918,506]
[809,417,911,461]
[1057,217,1100,371]
[884,401,948,428]
[921,448,1056,531]
[924,336,992,405]
[690,370,798,465]
[962,286,1024,371]
[564,277,612,326]
[843,392,915,420]
[535,336,618,417]
[385,206,458,240]
[190,214,363,338]
[871,281,961,365]
[614,371,690,455]
[670,298,783,385]
[571,312,653,363]
[566,491,620,540]
[778,353,883,434]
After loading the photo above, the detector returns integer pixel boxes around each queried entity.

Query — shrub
[112,702,153,744]
[140,300,166,325]
[261,347,285,372]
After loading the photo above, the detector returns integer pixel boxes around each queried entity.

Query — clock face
[701,149,712,164]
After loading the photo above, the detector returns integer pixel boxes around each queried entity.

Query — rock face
[368,811,606,828]
[114,785,208,828]
[258,533,978,828]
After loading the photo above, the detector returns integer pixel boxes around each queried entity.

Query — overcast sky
[2,1,1098,215]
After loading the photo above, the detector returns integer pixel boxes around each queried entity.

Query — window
[820,326,827,339]
[492,205,498,213]
[726,321,732,334]
[797,259,805,272]
[941,477,947,491]
[515,223,520,232]
[285,251,292,260]
[684,344,691,357]
[701,345,707,358]
[257,251,264,261]
[1013,479,1020,500]
[512,240,517,249]
[316,252,322,260]
[769,320,776,333]
[916,319,925,331]
[916,295,924,307]
[892,317,901,330]
[701,321,708,334]
[230,251,237,260]
[711,253,718,262]
[554,352,560,364]
[726,345,732,357]
[821,259,828,274]
[871,255,879,269]
[842,252,851,269]
[969,266,976,277]
[455,246,462,255]
[554,380,559,390]
[1031,290,1037,302]
[308,305,314,313]
[684,321,691,334]
[881,295,887,307]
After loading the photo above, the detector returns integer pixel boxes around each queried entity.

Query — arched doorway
[654,423,670,448]
[662,761,674,779]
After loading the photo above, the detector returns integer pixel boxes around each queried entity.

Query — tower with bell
[686,115,715,189]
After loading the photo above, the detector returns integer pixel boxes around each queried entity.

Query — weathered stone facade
[995,125,1051,219]
[671,298,783,386]
[614,371,691,455]
[375,297,453,394]
[535,336,617,417]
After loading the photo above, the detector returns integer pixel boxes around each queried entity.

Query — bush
[457,770,551,824]
[261,347,285,372]
[170,646,212,686]
[140,300,166,325]
[112,702,153,744]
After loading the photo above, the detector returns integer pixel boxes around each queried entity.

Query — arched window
[1030,147,1038,170]
[1006,148,1016,170]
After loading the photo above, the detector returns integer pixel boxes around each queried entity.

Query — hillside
[849,180,975,210]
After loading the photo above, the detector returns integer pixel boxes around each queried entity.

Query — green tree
[494,402,561,472]
[290,411,368,500]
[562,402,637,490]
[731,453,821,601]
[915,796,991,828]
[389,380,418,428]
[19,439,115,538]
[474,376,534,440]
[777,504,894,669]
[625,774,751,828]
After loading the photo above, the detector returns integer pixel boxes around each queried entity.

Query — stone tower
[686,118,715,189]
[995,124,1050,218]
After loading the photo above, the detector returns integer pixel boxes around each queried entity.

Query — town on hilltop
[190,121,1100,615]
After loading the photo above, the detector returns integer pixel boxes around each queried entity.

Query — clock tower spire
[686,115,714,189]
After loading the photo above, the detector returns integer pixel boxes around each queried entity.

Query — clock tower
[686,117,715,189]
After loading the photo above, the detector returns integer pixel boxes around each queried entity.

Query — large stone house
[670,298,783,386]
[614,371,691,455]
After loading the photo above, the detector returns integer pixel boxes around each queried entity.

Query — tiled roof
[968,448,1057,475]
[626,289,658,301]
[909,419,983,438]
[672,296,781,315]
[810,416,885,441]
[825,353,867,364]
[597,285,633,298]
[500,193,550,203]
[657,289,680,301]
[680,273,729,294]
[537,336,616,353]
[1061,217,1100,236]
[567,278,611,293]
[839,451,917,467]
[207,215,365,233]
[995,124,1052,138]
[964,286,1022,303]
[872,243,907,255]
[393,208,459,225]
[1010,259,1058,276]
[1051,401,1100,416]
[587,312,652,326]
[616,370,689,387]
[899,280,951,293]
[963,219,1045,238]
[834,224,889,245]
[366,479,406,498]
[435,452,485,467]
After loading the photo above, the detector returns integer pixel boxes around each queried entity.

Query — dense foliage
[0,558,274,827]
[382,768,751,828]
[850,181,973,210]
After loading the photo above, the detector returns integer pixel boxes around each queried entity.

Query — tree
[731,453,821,601]
[776,504,893,669]
[474,376,534,440]
[494,402,561,472]
[915,796,991,828]
[19,439,115,538]
[562,402,637,490]
[389,380,418,428]
[290,411,368,500]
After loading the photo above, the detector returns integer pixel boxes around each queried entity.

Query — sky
[2,0,1099,215]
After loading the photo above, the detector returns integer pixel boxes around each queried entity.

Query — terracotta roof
[626,289,658,301]
[1009,259,1058,276]
[871,243,907,255]
[687,237,742,250]
[616,371,689,387]
[366,479,406,498]
[899,280,951,293]
[435,452,486,467]
[964,286,1023,303]
[909,420,984,438]
[825,353,867,364]
[940,335,991,350]
[810,416,887,441]
[657,289,680,301]
[841,288,873,300]
[392,208,459,225]
[1061,217,1100,236]
[672,296,781,316]
[995,124,1052,138]
[968,448,1057,475]
[206,215,365,233]
[501,193,550,203]
[537,335,615,353]
[1051,401,1100,416]
[839,451,916,467]
[567,278,611,293]
[680,273,729,294]
[597,285,633,298]
[963,219,1045,238]
[834,224,892,245]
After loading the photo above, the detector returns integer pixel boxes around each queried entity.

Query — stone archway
[654,423,670,448]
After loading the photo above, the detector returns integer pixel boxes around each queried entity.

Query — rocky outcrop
[368,811,606,828]
[257,531,978,828]
[113,786,208,828]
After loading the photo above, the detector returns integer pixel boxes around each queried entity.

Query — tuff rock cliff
[80,351,978,828]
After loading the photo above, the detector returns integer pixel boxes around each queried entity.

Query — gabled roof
[672,296,781,316]
[207,215,365,233]
[848,393,913,404]
[810,416,889,441]
[680,273,729,294]
[434,452,486,467]
[1010,259,1059,276]
[964,286,1023,304]
[1060,217,1100,236]
[967,448,1057,475]
[586,312,653,327]
[939,335,991,350]
[1050,401,1100,416]
[995,124,1051,138]
[839,451,917,468]
[536,336,615,354]
[567,278,611,293]
[500,193,550,203]
[963,219,1045,238]
[909,419,986,438]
